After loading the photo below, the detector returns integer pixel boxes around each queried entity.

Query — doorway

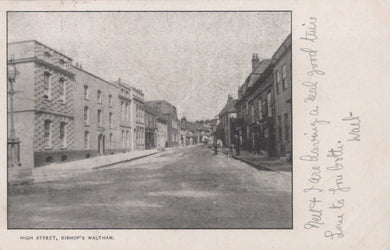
[98,134,105,155]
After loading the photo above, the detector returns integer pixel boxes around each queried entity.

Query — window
[109,133,113,148]
[258,99,263,120]
[275,71,281,95]
[125,103,129,120]
[267,92,272,117]
[128,103,131,121]
[282,64,288,90]
[278,116,282,143]
[284,113,289,141]
[97,109,102,127]
[43,72,51,99]
[84,106,89,125]
[121,102,124,119]
[264,128,269,139]
[124,131,127,148]
[60,122,66,147]
[126,131,129,147]
[121,130,125,147]
[109,94,112,107]
[97,90,102,104]
[251,104,254,122]
[84,131,89,148]
[44,120,51,148]
[136,105,139,122]
[109,112,113,129]
[84,85,88,100]
[59,78,66,103]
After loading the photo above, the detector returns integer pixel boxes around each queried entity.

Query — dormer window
[59,59,65,65]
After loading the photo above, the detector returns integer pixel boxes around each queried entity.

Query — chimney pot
[251,53,260,72]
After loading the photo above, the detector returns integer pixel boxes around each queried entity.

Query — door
[98,134,101,154]
[98,134,105,155]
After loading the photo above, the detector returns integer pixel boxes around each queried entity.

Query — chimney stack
[228,94,233,102]
[251,53,259,72]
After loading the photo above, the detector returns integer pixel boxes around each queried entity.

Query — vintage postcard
[0,1,389,250]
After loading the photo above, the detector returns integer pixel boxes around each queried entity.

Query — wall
[157,119,168,148]
[8,41,76,168]
[10,112,35,168]
[134,98,145,150]
[273,37,292,157]
[73,67,123,154]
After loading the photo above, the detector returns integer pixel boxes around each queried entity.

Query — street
[8,145,292,229]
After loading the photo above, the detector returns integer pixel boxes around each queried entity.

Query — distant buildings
[156,116,168,148]
[217,95,237,147]
[146,100,179,147]
[235,34,292,158]
[144,103,158,149]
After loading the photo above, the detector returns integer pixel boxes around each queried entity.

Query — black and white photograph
[7,11,292,229]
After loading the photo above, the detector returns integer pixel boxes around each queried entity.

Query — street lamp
[8,59,21,168]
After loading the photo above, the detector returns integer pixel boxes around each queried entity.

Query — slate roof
[247,59,272,88]
[144,103,159,116]
[219,99,237,116]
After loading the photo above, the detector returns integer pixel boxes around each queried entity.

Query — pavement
[8,144,292,229]
[30,148,165,184]
[213,146,292,173]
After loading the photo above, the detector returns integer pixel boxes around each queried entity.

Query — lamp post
[8,59,21,168]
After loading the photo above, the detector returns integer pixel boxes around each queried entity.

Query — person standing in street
[235,134,240,155]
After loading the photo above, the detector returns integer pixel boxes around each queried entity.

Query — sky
[8,12,290,121]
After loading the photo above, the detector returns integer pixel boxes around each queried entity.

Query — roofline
[73,66,119,89]
[272,33,292,63]
[146,99,176,108]
[114,81,132,90]
[8,40,73,61]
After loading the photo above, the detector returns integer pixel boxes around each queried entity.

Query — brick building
[112,79,134,152]
[8,41,75,168]
[8,40,148,168]
[73,71,130,160]
[235,34,291,158]
[236,55,273,154]
[273,34,292,157]
[132,87,145,150]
